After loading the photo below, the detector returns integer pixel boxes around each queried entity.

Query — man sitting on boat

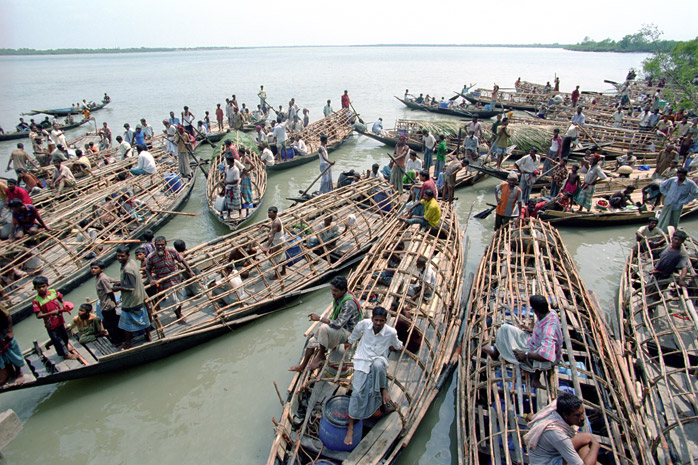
[524,392,600,465]
[399,188,442,234]
[483,295,562,389]
[371,118,386,136]
[289,276,361,373]
[651,229,690,287]
[343,305,402,446]
[636,217,665,251]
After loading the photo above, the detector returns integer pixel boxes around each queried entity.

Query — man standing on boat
[657,168,698,231]
[289,276,361,373]
[323,99,333,117]
[258,85,267,110]
[181,106,195,137]
[494,173,523,230]
[112,247,152,350]
[318,135,334,194]
[524,392,600,465]
[391,135,409,194]
[145,236,193,324]
[264,206,287,279]
[341,90,351,109]
[492,118,511,169]
[91,260,125,346]
[515,148,541,204]
[343,306,402,446]
[571,85,580,107]
[162,120,177,158]
[421,129,436,174]
[575,154,607,212]
[483,295,562,389]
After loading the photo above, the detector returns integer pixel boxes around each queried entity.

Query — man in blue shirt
[658,168,698,231]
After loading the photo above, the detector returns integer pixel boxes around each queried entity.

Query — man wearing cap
[657,168,698,231]
[515,148,541,204]
[494,173,523,230]
[123,123,134,145]
[575,154,607,212]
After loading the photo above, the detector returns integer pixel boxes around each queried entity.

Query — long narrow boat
[538,194,698,227]
[395,96,502,118]
[1,168,195,324]
[24,101,110,117]
[268,202,465,465]
[457,219,652,465]
[205,133,267,230]
[617,233,698,463]
[267,108,355,171]
[464,89,540,112]
[0,178,401,393]
[0,118,92,142]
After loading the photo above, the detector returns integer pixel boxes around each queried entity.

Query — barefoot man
[343,306,402,446]
[264,206,286,279]
[483,294,562,389]
[289,276,361,372]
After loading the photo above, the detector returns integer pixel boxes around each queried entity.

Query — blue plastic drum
[318,395,363,451]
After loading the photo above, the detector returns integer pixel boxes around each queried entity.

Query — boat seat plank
[343,411,402,465]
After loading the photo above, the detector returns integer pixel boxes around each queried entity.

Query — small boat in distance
[24,100,110,117]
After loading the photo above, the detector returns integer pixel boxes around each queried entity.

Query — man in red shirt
[571,86,580,107]
[5,178,32,205]
[341,90,351,109]
[215,103,224,132]
[9,198,49,240]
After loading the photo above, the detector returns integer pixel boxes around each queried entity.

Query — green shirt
[435,141,448,161]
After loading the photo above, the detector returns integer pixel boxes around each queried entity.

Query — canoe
[0,178,402,393]
[193,119,268,144]
[266,108,355,171]
[0,118,92,142]
[0,167,195,324]
[617,232,698,463]
[267,202,465,465]
[205,133,267,230]
[395,97,502,119]
[25,101,110,117]
[457,219,652,465]
[538,193,698,227]
[464,89,540,112]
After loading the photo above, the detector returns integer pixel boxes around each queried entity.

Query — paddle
[180,137,209,177]
[474,203,497,219]
[192,123,216,148]
[290,163,333,207]
[349,102,365,124]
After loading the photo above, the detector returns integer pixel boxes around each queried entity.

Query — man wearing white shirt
[515,148,541,203]
[405,150,422,174]
[422,130,436,173]
[162,120,177,157]
[292,135,307,156]
[273,121,287,153]
[571,107,585,126]
[323,99,333,117]
[613,108,624,128]
[50,124,67,148]
[115,136,132,159]
[343,306,402,446]
[260,143,275,166]
[130,145,157,175]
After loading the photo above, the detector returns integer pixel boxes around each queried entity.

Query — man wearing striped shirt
[145,236,194,324]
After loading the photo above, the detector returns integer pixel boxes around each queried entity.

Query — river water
[1,47,695,465]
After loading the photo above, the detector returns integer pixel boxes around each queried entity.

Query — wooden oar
[290,163,333,207]
[181,140,209,177]
[578,124,601,148]
[349,102,365,124]
[474,203,497,219]
[150,209,199,216]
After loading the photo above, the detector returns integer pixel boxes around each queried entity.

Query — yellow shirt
[421,198,441,228]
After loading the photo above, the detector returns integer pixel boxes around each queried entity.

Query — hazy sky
[1,0,696,49]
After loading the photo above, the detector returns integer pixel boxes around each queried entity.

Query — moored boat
[0,118,92,142]
[395,96,502,119]
[24,101,110,117]
[457,219,652,465]
[0,178,401,393]
[617,232,698,464]
[205,133,267,230]
[267,201,465,465]
[266,108,355,171]
[1,167,195,324]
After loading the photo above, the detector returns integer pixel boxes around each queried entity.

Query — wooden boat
[267,202,465,465]
[194,119,267,144]
[395,96,502,118]
[1,169,195,324]
[24,101,110,117]
[525,107,643,131]
[0,118,91,142]
[457,219,652,465]
[617,232,698,464]
[538,193,698,227]
[464,89,540,112]
[0,178,401,393]
[205,134,267,230]
[266,108,355,171]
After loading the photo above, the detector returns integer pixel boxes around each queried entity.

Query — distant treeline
[0,46,237,56]
[564,33,678,53]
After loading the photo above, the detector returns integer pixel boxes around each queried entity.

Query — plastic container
[164,173,183,194]
[319,395,363,451]
[214,196,225,212]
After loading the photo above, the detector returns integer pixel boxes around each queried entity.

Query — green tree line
[565,33,677,53]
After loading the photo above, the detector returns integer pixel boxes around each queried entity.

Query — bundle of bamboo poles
[205,134,267,230]
[143,178,402,334]
[618,234,698,464]
[1,170,194,322]
[297,108,355,153]
[267,202,465,465]
[457,219,652,465]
